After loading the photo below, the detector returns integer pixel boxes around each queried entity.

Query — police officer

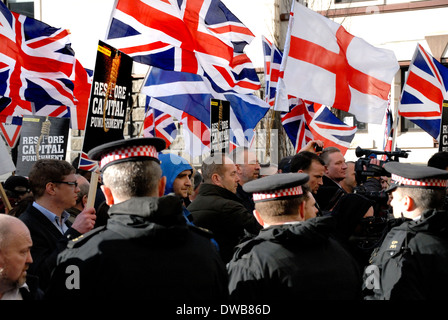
[45,138,228,300]
[364,162,448,300]
[227,173,362,300]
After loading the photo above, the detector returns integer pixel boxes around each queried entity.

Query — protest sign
[81,40,133,155]
[210,99,230,155]
[439,100,448,152]
[80,41,133,208]
[16,115,69,176]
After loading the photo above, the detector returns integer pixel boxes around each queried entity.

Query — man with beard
[230,147,261,213]
[0,215,42,300]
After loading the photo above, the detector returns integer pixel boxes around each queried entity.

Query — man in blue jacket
[159,153,193,223]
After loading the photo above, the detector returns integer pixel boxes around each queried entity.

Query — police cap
[384,162,448,192]
[243,172,309,203]
[88,137,166,170]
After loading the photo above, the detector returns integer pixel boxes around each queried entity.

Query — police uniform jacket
[45,195,229,300]
[187,183,262,263]
[227,216,362,300]
[365,209,448,300]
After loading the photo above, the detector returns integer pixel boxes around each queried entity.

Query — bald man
[0,215,43,300]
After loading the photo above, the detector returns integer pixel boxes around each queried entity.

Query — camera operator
[354,156,392,218]
[350,148,409,263]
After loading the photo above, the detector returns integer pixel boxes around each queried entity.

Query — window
[6,0,34,18]
[338,109,368,131]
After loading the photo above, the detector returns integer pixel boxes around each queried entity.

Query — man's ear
[235,164,242,174]
[158,176,167,197]
[82,194,88,207]
[46,182,57,196]
[101,185,114,206]
[298,202,305,220]
[211,173,221,186]
[403,195,415,211]
[253,209,264,227]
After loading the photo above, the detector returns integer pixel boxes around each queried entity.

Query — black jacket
[314,175,346,212]
[19,204,81,291]
[364,209,448,300]
[187,183,262,263]
[236,184,255,213]
[227,216,362,300]
[21,275,44,300]
[45,195,229,300]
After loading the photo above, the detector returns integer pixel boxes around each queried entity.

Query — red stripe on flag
[116,0,196,52]
[288,26,391,110]
[406,71,444,105]
[27,29,70,49]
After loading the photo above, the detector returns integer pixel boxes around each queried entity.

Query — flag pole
[86,171,99,209]
[391,78,399,152]
[0,184,12,213]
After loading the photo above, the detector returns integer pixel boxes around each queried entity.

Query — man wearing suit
[19,159,96,291]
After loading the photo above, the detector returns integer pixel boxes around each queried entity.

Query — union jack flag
[105,0,260,94]
[381,104,394,161]
[145,96,210,157]
[141,66,269,156]
[143,96,177,148]
[78,151,99,172]
[68,61,93,131]
[262,36,282,107]
[0,1,76,118]
[280,99,314,153]
[399,44,448,139]
[308,106,357,155]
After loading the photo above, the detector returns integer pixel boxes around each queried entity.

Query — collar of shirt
[33,202,70,234]
[0,283,28,300]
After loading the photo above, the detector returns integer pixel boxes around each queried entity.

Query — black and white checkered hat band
[253,186,303,202]
[100,145,158,169]
[391,174,447,188]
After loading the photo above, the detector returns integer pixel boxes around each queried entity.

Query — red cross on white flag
[275,3,399,124]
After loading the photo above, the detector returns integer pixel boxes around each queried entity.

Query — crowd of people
[1,137,448,302]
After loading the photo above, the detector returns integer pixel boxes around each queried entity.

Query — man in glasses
[18,159,96,292]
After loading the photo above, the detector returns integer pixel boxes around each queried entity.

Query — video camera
[350,147,410,261]
[354,146,410,185]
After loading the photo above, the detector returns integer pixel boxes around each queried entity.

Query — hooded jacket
[159,153,193,195]
[364,209,448,300]
[159,153,194,222]
[45,195,228,300]
[227,216,362,300]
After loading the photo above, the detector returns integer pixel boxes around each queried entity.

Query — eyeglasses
[51,181,78,188]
